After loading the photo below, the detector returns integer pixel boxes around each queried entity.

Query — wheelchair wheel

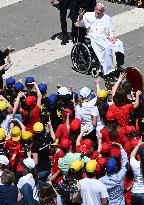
[71,42,92,74]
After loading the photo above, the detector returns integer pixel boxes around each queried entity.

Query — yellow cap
[0,101,8,111]
[70,160,84,172]
[0,128,6,141]
[11,126,21,142]
[97,89,108,100]
[86,160,97,173]
[51,139,59,146]
[33,122,44,133]
[22,131,33,140]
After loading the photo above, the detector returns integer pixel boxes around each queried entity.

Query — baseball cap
[38,83,47,93]
[106,111,116,121]
[79,139,93,154]
[101,143,110,154]
[106,157,117,173]
[70,160,84,172]
[22,131,33,141]
[25,96,36,107]
[33,122,44,133]
[23,158,35,169]
[86,160,97,173]
[57,87,69,95]
[61,108,73,118]
[0,128,6,141]
[0,101,8,111]
[60,139,72,149]
[6,77,15,87]
[15,82,24,92]
[70,118,81,132]
[0,155,9,166]
[11,126,21,141]
[80,87,91,98]
[25,76,34,84]
[47,94,57,105]
[97,89,108,100]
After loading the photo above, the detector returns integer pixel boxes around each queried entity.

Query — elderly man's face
[95,5,104,18]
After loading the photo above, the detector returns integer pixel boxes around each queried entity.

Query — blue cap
[6,77,16,87]
[47,94,57,105]
[38,83,47,93]
[141,95,144,102]
[25,76,34,84]
[106,158,117,173]
[15,82,24,92]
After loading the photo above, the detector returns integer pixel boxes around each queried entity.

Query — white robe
[81,12,124,75]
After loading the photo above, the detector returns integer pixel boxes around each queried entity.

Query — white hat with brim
[80,87,91,98]
[0,155,9,166]
[57,87,69,95]
[23,158,35,169]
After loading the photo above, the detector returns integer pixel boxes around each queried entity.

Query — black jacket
[70,0,96,22]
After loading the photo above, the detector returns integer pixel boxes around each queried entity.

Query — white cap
[0,155,9,166]
[80,87,91,98]
[23,158,35,169]
[57,87,69,95]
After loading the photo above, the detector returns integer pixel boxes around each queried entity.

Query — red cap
[106,111,116,121]
[70,118,81,132]
[101,143,110,154]
[125,126,136,134]
[25,96,36,107]
[61,108,73,118]
[59,139,72,149]
[97,157,107,167]
[79,139,93,154]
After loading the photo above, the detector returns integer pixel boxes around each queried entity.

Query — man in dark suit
[49,0,70,45]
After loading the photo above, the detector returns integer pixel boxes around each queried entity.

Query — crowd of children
[0,70,144,205]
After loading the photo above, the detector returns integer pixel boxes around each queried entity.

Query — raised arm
[30,82,42,106]
[13,92,25,115]
[130,138,142,159]
[112,73,126,98]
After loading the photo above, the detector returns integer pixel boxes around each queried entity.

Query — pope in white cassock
[75,3,124,76]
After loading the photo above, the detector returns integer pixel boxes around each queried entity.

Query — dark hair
[106,120,119,140]
[122,81,132,95]
[113,87,129,107]
[1,170,15,185]
[39,183,57,205]
[86,172,96,178]
[96,99,109,124]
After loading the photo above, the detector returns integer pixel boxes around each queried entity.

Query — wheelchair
[71,37,103,78]
[71,36,125,78]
